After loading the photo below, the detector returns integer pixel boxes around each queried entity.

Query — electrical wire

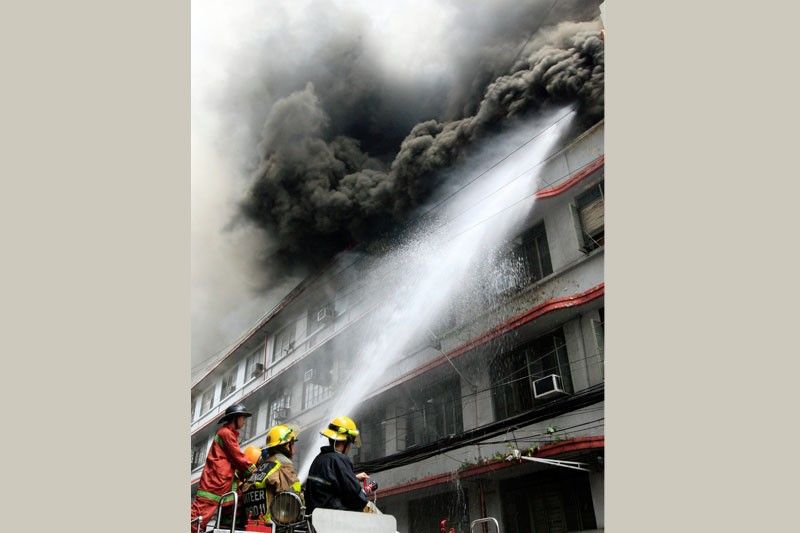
[356,383,603,473]
[368,350,606,428]
[348,348,606,454]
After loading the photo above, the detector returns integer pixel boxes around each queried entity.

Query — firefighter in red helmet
[190,403,258,532]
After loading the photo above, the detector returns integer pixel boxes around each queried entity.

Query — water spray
[298,107,577,482]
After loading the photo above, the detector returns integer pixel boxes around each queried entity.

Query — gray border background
[2,1,798,531]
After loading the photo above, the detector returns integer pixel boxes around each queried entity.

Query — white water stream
[298,107,576,480]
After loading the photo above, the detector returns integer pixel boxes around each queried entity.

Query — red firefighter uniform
[191,423,257,531]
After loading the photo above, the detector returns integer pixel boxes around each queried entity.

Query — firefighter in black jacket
[305,416,372,516]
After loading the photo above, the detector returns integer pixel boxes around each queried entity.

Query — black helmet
[217,403,252,424]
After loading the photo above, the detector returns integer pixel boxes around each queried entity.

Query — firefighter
[240,424,303,526]
[305,416,372,516]
[190,403,258,532]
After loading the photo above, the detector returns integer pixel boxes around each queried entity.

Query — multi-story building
[190,120,605,533]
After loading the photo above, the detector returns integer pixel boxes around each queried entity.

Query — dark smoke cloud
[240,18,604,269]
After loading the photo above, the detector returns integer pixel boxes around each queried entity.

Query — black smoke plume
[239,14,604,273]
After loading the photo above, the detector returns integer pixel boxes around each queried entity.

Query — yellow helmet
[320,416,361,446]
[265,424,298,449]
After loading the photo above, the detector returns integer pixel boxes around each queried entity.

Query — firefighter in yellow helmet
[239,424,303,526]
[305,416,373,516]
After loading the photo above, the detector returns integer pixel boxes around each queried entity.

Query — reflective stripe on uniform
[214,434,225,447]
[197,490,234,504]
[265,460,282,478]
[292,481,302,492]
[196,490,221,502]
[197,489,236,504]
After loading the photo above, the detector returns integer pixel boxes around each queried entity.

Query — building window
[245,348,263,381]
[303,371,334,410]
[490,327,573,421]
[401,377,463,449]
[272,323,296,363]
[352,412,385,463]
[515,222,553,285]
[267,392,292,428]
[191,396,198,421]
[408,489,469,533]
[241,406,258,442]
[495,222,553,294]
[592,307,605,378]
[191,443,205,470]
[501,469,597,532]
[220,367,238,399]
[200,387,214,415]
[307,302,335,332]
[307,303,336,349]
[574,181,604,252]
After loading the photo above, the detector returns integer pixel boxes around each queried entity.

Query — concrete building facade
[190,120,605,533]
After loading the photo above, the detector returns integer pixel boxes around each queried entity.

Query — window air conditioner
[304,369,314,382]
[317,305,335,323]
[251,363,265,378]
[533,374,569,399]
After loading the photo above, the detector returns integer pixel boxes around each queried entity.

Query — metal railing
[214,491,239,533]
[471,517,500,533]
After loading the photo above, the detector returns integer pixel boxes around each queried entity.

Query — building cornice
[377,435,605,498]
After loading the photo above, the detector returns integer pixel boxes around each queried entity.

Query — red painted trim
[370,283,605,398]
[379,436,604,498]
[536,156,604,199]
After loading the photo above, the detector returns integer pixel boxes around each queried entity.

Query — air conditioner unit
[533,374,569,400]
[251,363,265,378]
[316,305,335,323]
[304,369,314,382]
